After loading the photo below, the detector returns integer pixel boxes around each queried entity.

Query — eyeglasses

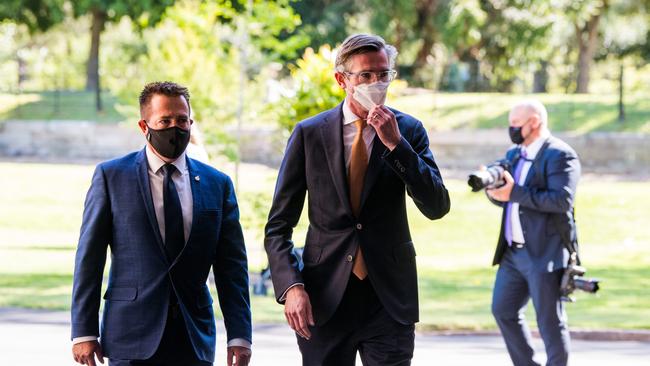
[147,116,192,129]
[343,70,397,83]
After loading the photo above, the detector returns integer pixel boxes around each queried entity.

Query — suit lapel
[320,104,354,217]
[359,134,386,212]
[135,149,167,261]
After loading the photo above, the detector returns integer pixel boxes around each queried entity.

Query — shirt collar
[145,145,187,175]
[342,99,364,125]
[521,131,550,160]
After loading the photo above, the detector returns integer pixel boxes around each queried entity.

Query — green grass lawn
[2,90,649,134]
[1,162,649,330]
[0,91,126,123]
[390,92,650,133]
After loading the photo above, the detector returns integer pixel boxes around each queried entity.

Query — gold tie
[349,119,368,279]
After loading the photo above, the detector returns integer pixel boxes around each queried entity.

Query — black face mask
[509,126,525,144]
[146,125,191,160]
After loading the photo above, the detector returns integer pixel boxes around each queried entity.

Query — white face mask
[352,81,390,111]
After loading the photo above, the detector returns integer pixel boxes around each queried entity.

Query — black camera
[560,262,600,302]
[467,160,511,192]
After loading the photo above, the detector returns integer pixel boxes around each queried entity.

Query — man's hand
[284,285,314,340]
[72,340,104,366]
[367,105,401,151]
[486,170,515,202]
[227,346,251,366]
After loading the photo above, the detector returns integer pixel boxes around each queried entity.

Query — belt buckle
[514,242,524,249]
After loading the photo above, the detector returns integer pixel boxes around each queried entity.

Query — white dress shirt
[510,132,550,244]
[280,100,376,301]
[146,146,193,243]
[74,146,250,349]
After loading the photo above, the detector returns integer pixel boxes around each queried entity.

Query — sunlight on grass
[391,92,650,133]
[0,162,648,330]
[0,93,41,119]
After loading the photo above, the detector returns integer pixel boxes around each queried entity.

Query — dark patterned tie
[163,164,184,261]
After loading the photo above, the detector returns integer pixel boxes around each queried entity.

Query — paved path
[1,308,648,365]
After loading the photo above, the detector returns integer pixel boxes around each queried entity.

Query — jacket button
[356,223,362,230]
[346,255,353,262]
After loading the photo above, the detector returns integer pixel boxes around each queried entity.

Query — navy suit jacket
[492,136,581,269]
[71,148,251,362]
[264,103,450,326]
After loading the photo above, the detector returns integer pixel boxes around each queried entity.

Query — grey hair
[512,99,548,126]
[334,33,398,72]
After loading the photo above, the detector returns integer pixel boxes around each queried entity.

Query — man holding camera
[485,100,581,366]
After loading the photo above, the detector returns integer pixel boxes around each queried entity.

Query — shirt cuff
[227,338,252,349]
[72,336,98,345]
[279,283,305,302]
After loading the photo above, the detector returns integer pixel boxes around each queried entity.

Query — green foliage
[102,0,307,160]
[0,0,66,33]
[70,0,175,27]
[272,45,345,132]
[288,0,358,52]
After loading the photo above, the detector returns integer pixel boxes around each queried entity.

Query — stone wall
[0,120,143,161]
[1,120,648,176]
[428,129,650,175]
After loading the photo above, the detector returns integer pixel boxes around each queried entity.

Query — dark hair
[335,34,398,72]
[139,81,191,117]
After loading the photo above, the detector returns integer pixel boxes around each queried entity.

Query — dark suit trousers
[297,275,415,366]
[109,302,211,366]
[492,246,570,366]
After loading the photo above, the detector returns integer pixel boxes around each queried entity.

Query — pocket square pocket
[103,287,137,301]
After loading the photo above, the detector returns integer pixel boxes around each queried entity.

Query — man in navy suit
[486,100,581,366]
[264,34,450,365]
[71,82,252,366]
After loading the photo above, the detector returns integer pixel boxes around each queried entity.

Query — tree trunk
[533,61,549,93]
[574,2,605,94]
[618,62,625,122]
[17,54,27,90]
[412,0,439,86]
[85,8,106,92]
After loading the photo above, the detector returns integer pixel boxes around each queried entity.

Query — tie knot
[520,149,528,159]
[355,119,367,131]
[163,164,177,177]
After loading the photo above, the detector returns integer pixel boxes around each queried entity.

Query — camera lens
[573,277,600,293]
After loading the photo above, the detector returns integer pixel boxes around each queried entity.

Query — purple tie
[504,150,527,246]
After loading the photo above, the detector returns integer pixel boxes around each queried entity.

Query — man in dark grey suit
[486,100,581,366]
[264,34,450,366]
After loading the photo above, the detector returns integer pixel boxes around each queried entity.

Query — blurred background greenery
[1,0,649,331]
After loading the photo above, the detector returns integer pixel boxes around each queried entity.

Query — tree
[70,0,175,94]
[0,0,65,33]
[562,0,611,93]
[289,0,358,52]
[364,0,445,87]
[1,1,175,111]
[436,0,555,92]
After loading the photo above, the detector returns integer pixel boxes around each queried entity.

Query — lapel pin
[194,175,200,182]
